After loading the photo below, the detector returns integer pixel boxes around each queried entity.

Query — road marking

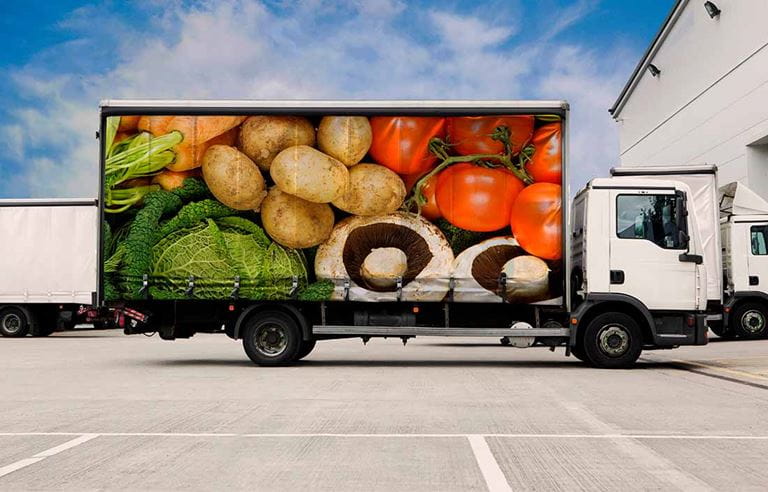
[467,435,512,492]
[2,432,768,439]
[0,434,98,479]
[560,402,713,491]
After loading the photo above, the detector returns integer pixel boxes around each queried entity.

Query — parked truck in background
[0,199,106,337]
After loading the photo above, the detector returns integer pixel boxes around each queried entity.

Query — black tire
[570,343,588,363]
[242,311,302,366]
[582,312,643,369]
[731,302,768,339]
[0,307,32,338]
[296,340,317,360]
[499,337,511,346]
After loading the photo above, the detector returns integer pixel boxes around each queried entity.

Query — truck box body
[0,200,98,305]
[99,101,569,309]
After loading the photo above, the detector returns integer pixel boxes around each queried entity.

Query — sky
[0,0,675,198]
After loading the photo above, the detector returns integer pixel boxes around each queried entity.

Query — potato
[332,163,406,216]
[317,116,372,167]
[238,116,316,171]
[202,145,266,210]
[260,187,335,249]
[271,145,349,203]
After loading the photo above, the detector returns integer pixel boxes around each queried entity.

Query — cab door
[608,189,698,311]
[746,223,768,292]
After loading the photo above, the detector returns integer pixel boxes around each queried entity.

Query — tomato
[446,116,534,157]
[402,172,441,220]
[369,117,446,175]
[436,163,524,232]
[527,123,562,184]
[510,183,562,260]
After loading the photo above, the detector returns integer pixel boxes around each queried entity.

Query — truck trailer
[0,199,104,336]
[4,100,714,368]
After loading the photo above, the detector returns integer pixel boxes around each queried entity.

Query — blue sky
[0,0,674,198]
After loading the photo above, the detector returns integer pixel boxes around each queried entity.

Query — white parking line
[0,434,98,479]
[2,432,768,439]
[467,435,512,492]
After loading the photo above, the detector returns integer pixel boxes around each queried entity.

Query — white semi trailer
[0,199,105,337]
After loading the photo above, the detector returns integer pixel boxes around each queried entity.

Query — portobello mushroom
[452,237,551,303]
[315,212,454,301]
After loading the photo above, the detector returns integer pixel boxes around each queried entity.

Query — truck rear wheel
[0,307,32,338]
[732,302,768,339]
[582,312,642,369]
[242,311,302,366]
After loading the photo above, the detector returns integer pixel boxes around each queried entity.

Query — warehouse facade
[610,0,768,197]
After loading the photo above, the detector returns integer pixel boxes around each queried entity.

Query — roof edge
[609,0,687,118]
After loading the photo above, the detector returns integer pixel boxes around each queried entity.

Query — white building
[610,0,768,197]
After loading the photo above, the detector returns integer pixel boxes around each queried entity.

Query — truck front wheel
[242,311,302,366]
[582,312,642,369]
[0,307,31,338]
[732,302,768,339]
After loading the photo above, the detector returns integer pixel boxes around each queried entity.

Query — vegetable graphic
[317,116,372,166]
[452,237,550,303]
[270,145,349,203]
[509,183,562,260]
[332,163,406,216]
[526,123,562,184]
[369,117,446,175]
[201,145,266,210]
[237,115,316,171]
[105,178,307,300]
[315,212,454,301]
[446,116,534,157]
[260,187,335,249]
[435,163,524,232]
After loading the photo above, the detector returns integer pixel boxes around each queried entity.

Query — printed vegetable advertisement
[102,113,564,304]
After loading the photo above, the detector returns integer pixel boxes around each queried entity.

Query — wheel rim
[597,324,630,357]
[741,310,765,335]
[2,313,23,335]
[253,323,288,357]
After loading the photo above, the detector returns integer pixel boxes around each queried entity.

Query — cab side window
[616,194,682,249]
[751,226,768,255]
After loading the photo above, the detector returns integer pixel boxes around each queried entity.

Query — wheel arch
[570,294,655,347]
[233,303,310,341]
[725,292,768,328]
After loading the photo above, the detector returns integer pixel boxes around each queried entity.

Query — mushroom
[315,212,454,302]
[452,237,551,303]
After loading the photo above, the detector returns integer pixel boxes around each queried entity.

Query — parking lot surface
[3,331,768,490]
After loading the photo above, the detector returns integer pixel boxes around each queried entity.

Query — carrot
[118,115,140,132]
[138,116,174,135]
[165,116,246,147]
[151,169,201,191]
[166,126,239,172]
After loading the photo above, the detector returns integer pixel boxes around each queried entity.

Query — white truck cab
[719,182,768,338]
[568,175,709,366]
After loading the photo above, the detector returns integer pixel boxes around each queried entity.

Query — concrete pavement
[2,331,768,490]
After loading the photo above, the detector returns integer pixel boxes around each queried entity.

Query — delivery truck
[611,166,768,340]
[2,100,713,368]
[0,199,105,336]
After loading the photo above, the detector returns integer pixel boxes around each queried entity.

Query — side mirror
[678,229,690,250]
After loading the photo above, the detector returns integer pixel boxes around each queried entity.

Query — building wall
[615,0,768,197]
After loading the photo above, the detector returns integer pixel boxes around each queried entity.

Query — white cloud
[1,0,631,198]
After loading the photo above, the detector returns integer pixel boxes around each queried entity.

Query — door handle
[750,276,759,286]
[679,253,703,264]
[610,270,625,285]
